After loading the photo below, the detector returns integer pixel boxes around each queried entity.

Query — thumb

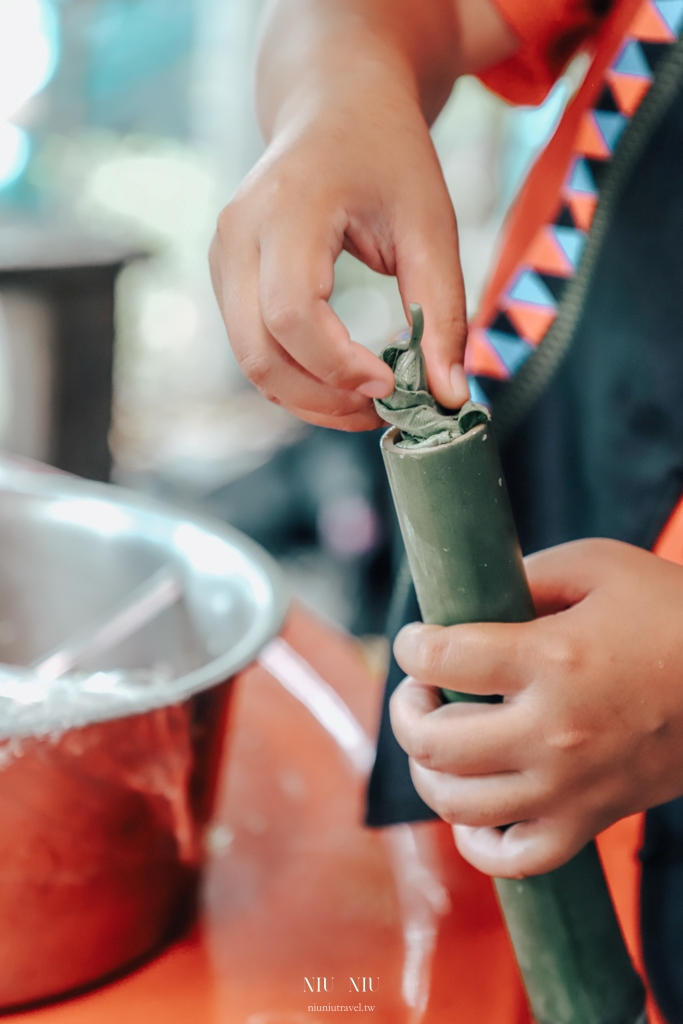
[395,198,469,409]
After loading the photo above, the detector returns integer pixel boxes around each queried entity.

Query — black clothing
[366,48,683,1020]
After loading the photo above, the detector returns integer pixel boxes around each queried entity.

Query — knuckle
[326,395,366,418]
[320,364,350,389]
[262,296,304,338]
[434,311,468,341]
[412,774,460,822]
[528,772,558,807]
[546,723,590,753]
[422,631,452,680]
[410,728,439,770]
[215,201,238,241]
[410,725,467,774]
[260,389,282,406]
[333,411,381,433]
[545,631,583,677]
[239,351,272,389]
[436,803,460,825]
[467,807,507,829]
[540,704,592,757]
[442,803,478,826]
[574,536,621,569]
[583,536,617,557]
[433,792,488,827]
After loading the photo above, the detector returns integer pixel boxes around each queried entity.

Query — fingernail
[357,379,392,399]
[450,364,470,404]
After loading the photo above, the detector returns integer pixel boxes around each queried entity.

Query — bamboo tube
[376,307,646,1024]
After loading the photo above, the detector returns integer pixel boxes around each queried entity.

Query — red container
[0,459,286,1008]
[0,683,233,1009]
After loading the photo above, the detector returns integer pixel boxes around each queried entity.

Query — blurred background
[0,0,580,641]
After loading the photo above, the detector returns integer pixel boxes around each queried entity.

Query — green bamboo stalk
[376,306,646,1024]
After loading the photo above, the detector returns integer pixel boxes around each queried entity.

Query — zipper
[492,33,683,446]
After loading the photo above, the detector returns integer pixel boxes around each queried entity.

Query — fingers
[288,404,384,431]
[525,542,597,616]
[210,229,378,423]
[394,546,629,694]
[212,123,470,423]
[409,758,546,828]
[395,191,469,409]
[453,818,588,877]
[259,224,395,396]
[390,676,528,775]
[393,621,533,695]
[524,538,627,616]
[212,118,469,423]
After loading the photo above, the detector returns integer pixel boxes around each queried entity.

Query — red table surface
[4,604,663,1024]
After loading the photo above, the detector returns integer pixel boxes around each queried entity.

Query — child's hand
[390,539,683,877]
[209,0,516,431]
[210,81,467,431]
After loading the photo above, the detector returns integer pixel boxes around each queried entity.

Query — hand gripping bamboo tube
[376,306,646,1024]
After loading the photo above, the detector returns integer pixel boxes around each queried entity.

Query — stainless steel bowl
[0,458,288,712]
[0,456,288,1008]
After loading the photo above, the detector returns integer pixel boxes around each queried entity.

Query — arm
[209,0,517,430]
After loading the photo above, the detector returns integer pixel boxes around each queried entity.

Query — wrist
[273,64,426,159]
[264,35,423,144]
[256,0,460,142]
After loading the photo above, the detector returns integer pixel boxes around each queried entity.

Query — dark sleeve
[365,569,437,827]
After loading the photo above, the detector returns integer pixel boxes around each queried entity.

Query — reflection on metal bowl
[0,457,288,1009]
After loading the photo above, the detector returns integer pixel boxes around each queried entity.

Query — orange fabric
[471,0,643,334]
[555,496,683,1024]
[654,495,683,563]
[597,816,667,1024]
[480,0,610,106]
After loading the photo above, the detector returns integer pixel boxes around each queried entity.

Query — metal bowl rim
[0,459,289,734]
